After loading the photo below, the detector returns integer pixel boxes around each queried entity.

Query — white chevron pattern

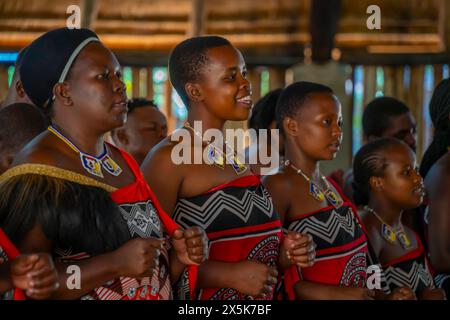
[385,261,434,292]
[173,187,274,230]
[435,273,450,289]
[288,208,356,244]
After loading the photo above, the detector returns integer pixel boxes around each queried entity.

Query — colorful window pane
[352,65,364,155]
[152,67,167,108]
[422,65,434,150]
[123,66,133,99]
[260,69,269,96]
[7,65,15,87]
[375,66,384,97]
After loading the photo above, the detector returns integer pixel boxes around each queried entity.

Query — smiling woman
[0,28,208,300]
[141,36,314,300]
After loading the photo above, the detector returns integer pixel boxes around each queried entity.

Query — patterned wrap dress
[173,174,282,300]
[0,145,197,300]
[283,178,369,300]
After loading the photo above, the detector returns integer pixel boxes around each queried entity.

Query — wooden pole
[132,67,140,98]
[268,67,285,90]
[147,67,154,101]
[363,66,376,108]
[0,66,9,105]
[248,68,261,103]
[409,65,425,159]
[187,0,206,37]
[81,0,99,29]
[434,64,443,87]
[164,78,175,132]
[383,66,395,97]
[438,0,450,51]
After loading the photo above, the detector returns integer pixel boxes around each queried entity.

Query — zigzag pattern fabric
[379,235,436,296]
[421,204,450,297]
[288,208,356,245]
[173,175,282,300]
[435,273,450,296]
[173,187,274,231]
[385,261,434,294]
[282,179,369,300]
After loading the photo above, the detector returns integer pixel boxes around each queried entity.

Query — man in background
[112,98,168,165]
[1,48,33,108]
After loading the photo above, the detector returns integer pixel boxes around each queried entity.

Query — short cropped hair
[127,98,158,114]
[168,36,232,108]
[275,81,334,134]
[362,97,411,138]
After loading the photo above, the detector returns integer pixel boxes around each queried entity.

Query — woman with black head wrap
[419,78,450,298]
[0,28,207,300]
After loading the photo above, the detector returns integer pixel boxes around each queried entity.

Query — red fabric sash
[109,144,198,299]
[0,228,26,300]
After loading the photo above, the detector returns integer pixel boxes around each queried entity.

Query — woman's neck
[284,141,319,178]
[52,120,104,156]
[187,106,225,131]
[367,196,403,227]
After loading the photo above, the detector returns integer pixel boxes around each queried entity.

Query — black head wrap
[20,28,99,109]
[420,78,450,177]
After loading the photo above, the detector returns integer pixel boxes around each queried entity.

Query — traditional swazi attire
[420,204,449,296]
[0,228,25,300]
[0,146,197,300]
[173,174,282,300]
[282,178,369,300]
[0,27,197,300]
[366,232,435,297]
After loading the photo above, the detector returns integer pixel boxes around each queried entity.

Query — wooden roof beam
[81,0,99,29]
[0,31,439,51]
[207,0,308,16]
[97,0,190,17]
[187,0,206,37]
[309,0,341,62]
[335,33,441,46]
[438,0,450,51]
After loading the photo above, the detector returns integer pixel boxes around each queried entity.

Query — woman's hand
[10,253,59,299]
[112,237,164,278]
[232,260,278,298]
[419,287,446,300]
[281,232,315,268]
[172,227,209,266]
[386,286,417,300]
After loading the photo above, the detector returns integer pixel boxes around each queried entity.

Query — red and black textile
[0,145,198,300]
[283,178,369,300]
[420,204,449,296]
[173,174,282,300]
[378,233,435,296]
[57,145,197,300]
[0,228,25,300]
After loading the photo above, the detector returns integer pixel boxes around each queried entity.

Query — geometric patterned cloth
[421,205,448,296]
[376,232,435,296]
[173,174,282,300]
[282,178,369,300]
[55,146,184,300]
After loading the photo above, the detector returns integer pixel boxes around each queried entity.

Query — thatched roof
[0,0,446,66]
